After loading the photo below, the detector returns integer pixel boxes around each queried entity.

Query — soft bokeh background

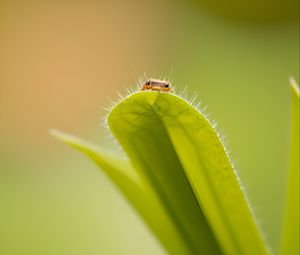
[0,0,298,254]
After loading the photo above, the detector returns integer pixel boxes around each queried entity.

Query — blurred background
[0,0,298,254]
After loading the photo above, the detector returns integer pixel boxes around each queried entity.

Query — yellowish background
[0,0,299,254]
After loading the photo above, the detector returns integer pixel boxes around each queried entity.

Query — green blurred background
[0,0,298,254]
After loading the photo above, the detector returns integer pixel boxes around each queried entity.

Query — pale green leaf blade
[108,91,269,255]
[50,129,192,255]
[280,78,299,255]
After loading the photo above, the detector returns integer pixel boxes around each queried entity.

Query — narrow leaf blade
[50,129,192,255]
[280,79,299,255]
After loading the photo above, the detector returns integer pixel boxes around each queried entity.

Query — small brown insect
[141,79,172,92]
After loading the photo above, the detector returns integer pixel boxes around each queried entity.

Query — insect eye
[146,81,150,85]
[165,84,169,87]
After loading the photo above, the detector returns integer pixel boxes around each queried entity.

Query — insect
[141,79,172,92]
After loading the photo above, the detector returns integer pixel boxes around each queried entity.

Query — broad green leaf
[280,79,299,255]
[108,91,269,255]
[50,129,193,255]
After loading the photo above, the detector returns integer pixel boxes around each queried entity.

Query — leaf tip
[49,128,78,146]
[289,76,300,97]
[49,128,63,139]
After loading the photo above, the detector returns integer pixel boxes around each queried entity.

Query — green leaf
[280,78,299,255]
[50,129,194,255]
[51,89,270,255]
[108,91,269,255]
